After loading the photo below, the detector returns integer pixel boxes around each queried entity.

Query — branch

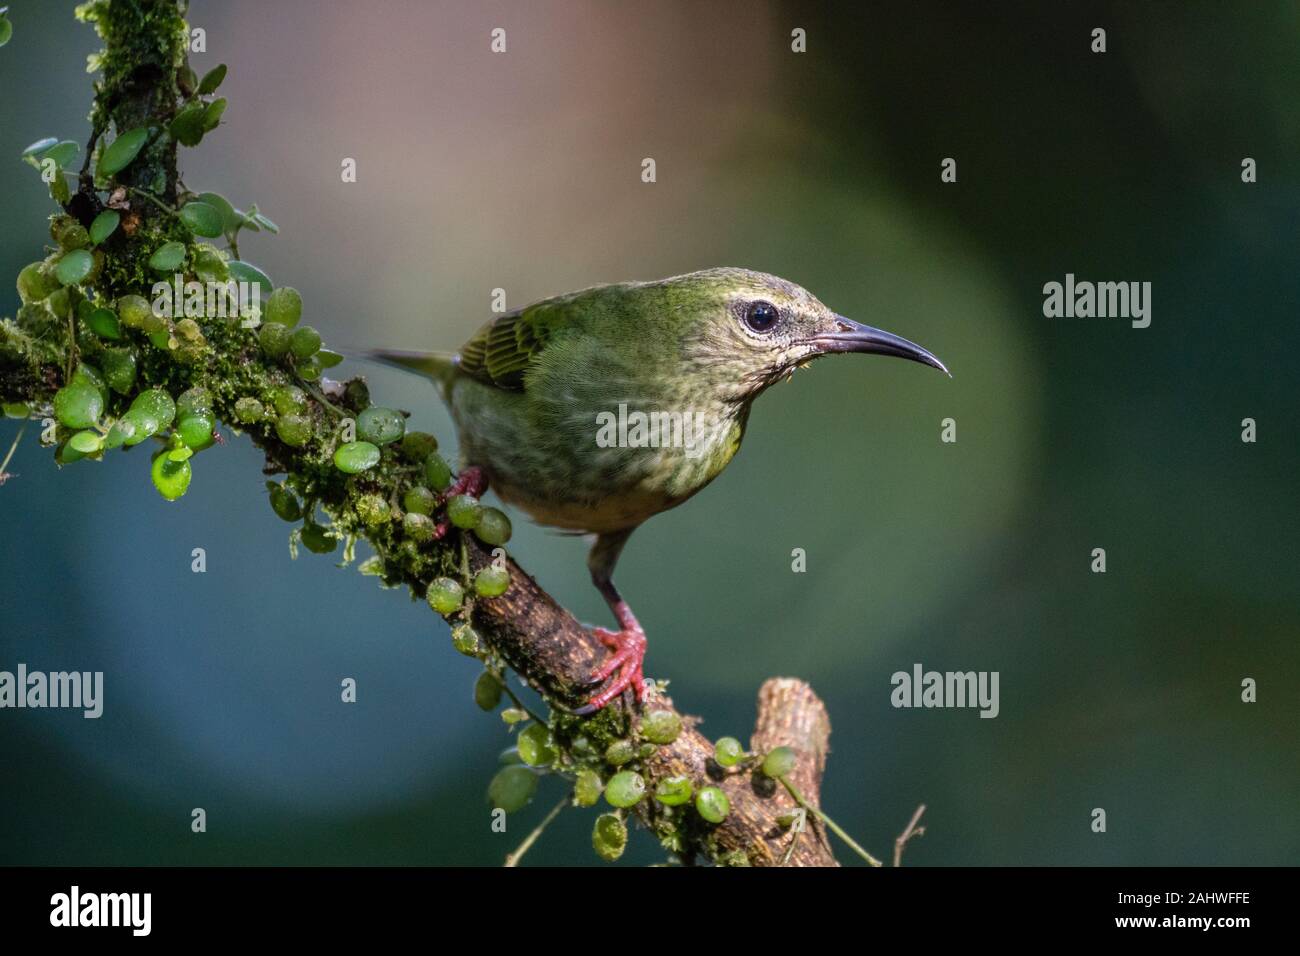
[0,0,852,866]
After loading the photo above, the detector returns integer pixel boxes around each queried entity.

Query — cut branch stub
[468,540,838,866]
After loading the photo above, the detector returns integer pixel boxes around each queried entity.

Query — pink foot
[443,465,487,501]
[575,623,646,714]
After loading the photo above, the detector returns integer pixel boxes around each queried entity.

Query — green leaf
[89,209,120,245]
[249,210,278,234]
[197,63,227,94]
[21,137,59,162]
[227,259,273,296]
[86,307,122,340]
[196,191,240,233]
[148,241,187,272]
[202,97,226,132]
[0,16,12,49]
[43,140,79,168]
[168,102,206,147]
[97,127,150,176]
[178,201,223,237]
[50,174,71,205]
[54,249,94,286]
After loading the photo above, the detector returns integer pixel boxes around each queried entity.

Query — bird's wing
[457,302,562,392]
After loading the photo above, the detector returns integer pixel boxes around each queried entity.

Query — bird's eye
[743,300,780,333]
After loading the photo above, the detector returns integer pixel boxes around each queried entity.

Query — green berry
[639,709,681,745]
[52,381,102,429]
[54,249,94,286]
[400,431,438,460]
[275,413,312,447]
[300,523,336,554]
[264,286,302,327]
[233,397,264,423]
[356,406,405,445]
[714,737,745,768]
[116,294,152,328]
[296,356,322,381]
[356,494,391,526]
[474,672,503,711]
[451,623,483,656]
[654,775,694,806]
[116,408,157,446]
[695,786,730,823]
[487,765,537,814]
[423,453,452,491]
[474,507,512,546]
[592,813,627,862]
[54,221,90,251]
[46,287,71,318]
[177,414,215,451]
[446,494,482,529]
[403,511,434,542]
[427,577,464,615]
[191,244,228,284]
[68,430,102,455]
[402,485,436,515]
[574,770,603,807]
[473,565,510,598]
[334,440,380,474]
[175,317,204,342]
[604,739,636,767]
[762,746,797,779]
[130,388,175,430]
[270,385,307,416]
[259,322,290,358]
[604,770,645,808]
[289,325,321,359]
[150,451,192,501]
[99,349,137,394]
[183,370,221,414]
[518,724,557,767]
[71,365,108,410]
[268,483,302,521]
[141,311,167,336]
[17,262,58,303]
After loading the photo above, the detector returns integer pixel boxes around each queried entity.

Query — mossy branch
[0,0,848,866]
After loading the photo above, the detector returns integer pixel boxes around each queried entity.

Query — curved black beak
[810,315,950,376]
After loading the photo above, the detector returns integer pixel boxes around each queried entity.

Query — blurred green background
[1,0,1296,865]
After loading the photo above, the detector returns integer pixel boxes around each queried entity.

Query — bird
[371,267,948,713]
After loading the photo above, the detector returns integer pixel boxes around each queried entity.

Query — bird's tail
[362,349,459,394]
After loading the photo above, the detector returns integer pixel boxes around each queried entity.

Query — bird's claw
[576,625,646,714]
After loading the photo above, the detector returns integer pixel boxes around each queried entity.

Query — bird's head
[658,267,949,404]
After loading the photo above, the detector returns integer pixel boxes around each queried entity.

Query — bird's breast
[447,375,745,534]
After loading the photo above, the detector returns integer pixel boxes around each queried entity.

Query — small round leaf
[97,127,150,176]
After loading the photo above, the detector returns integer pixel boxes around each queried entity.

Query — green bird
[372,267,947,712]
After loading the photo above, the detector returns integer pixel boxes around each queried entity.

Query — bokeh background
[1,0,1296,865]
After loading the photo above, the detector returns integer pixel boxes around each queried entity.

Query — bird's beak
[809,315,950,376]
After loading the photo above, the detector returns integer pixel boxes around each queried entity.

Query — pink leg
[575,529,648,715]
